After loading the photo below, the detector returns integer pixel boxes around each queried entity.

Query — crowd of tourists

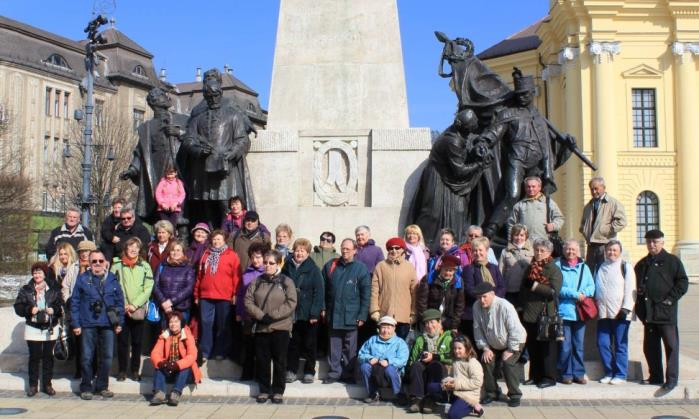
[14,175,688,417]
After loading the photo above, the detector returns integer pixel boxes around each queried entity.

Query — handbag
[545,195,564,258]
[146,300,161,323]
[536,294,564,341]
[575,264,598,322]
[53,317,70,361]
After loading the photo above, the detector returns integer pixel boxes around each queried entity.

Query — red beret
[440,255,461,269]
[385,237,407,250]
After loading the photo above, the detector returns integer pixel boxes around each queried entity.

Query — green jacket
[312,246,339,270]
[111,258,154,308]
[409,330,453,365]
[519,261,562,324]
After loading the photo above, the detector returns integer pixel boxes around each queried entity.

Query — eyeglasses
[388,246,402,251]
[121,216,133,221]
[263,261,277,266]
[90,259,105,264]
[320,237,334,243]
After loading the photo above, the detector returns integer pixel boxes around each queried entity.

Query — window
[632,88,657,147]
[133,109,145,132]
[247,102,255,112]
[94,99,104,127]
[42,191,48,212]
[45,54,71,70]
[43,136,49,165]
[132,65,146,76]
[60,194,67,212]
[54,90,61,118]
[63,92,70,118]
[45,87,52,116]
[54,137,60,165]
[637,191,660,244]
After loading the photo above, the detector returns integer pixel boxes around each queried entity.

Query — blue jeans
[360,363,401,396]
[153,367,192,394]
[80,326,115,393]
[558,320,586,380]
[199,299,232,359]
[597,319,630,379]
[447,398,474,419]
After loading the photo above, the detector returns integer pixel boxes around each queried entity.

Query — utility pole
[79,15,108,227]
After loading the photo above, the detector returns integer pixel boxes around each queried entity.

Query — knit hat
[191,222,211,235]
[473,282,495,296]
[77,240,97,253]
[378,316,397,326]
[644,229,664,240]
[421,308,442,322]
[440,255,460,269]
[385,237,407,251]
[243,211,259,222]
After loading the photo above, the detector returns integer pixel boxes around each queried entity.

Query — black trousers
[239,325,256,380]
[524,321,557,383]
[117,317,144,374]
[255,331,290,395]
[643,323,680,385]
[287,320,318,375]
[404,361,446,398]
[459,320,476,349]
[27,340,55,388]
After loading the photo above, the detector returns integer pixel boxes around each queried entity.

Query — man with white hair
[506,176,564,243]
[46,207,94,260]
[579,177,627,270]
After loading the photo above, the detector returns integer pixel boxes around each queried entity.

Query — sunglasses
[263,261,277,266]
[121,216,133,221]
[90,259,105,264]
[320,237,334,243]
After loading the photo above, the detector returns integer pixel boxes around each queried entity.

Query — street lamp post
[79,15,108,227]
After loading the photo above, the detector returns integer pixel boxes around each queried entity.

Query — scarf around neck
[206,245,227,274]
[477,260,494,286]
[122,255,139,268]
[406,243,427,280]
[528,256,553,285]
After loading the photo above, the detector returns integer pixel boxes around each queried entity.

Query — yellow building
[479,0,699,274]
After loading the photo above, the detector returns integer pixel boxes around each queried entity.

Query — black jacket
[101,221,151,262]
[100,213,121,247]
[45,224,94,260]
[14,280,63,330]
[415,275,465,330]
[634,249,688,325]
[281,256,324,321]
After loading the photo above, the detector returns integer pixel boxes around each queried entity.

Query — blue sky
[2,1,548,130]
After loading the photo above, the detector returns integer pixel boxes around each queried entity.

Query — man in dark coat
[100,205,151,263]
[179,68,256,229]
[634,229,688,390]
[120,88,187,225]
[46,207,94,260]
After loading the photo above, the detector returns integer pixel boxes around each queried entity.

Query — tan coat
[452,358,484,406]
[244,273,297,333]
[579,193,627,244]
[370,258,417,324]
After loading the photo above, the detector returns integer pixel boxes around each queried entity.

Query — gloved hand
[615,308,630,321]
[258,314,273,324]
[157,361,167,370]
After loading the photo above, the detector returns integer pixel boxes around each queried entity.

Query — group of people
[16,175,688,416]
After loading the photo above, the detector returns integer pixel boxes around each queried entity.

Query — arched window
[247,102,255,112]
[637,191,660,244]
[132,65,145,76]
[45,54,71,70]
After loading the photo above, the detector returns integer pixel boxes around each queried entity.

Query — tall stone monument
[247,0,431,244]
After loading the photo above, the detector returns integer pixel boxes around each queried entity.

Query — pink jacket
[155,178,186,211]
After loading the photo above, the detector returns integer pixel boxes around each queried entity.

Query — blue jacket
[70,271,125,329]
[323,257,371,330]
[555,258,595,321]
[358,334,410,372]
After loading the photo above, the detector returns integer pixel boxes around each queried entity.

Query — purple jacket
[236,265,264,320]
[356,239,384,273]
[186,241,207,273]
[462,263,506,320]
[152,262,196,311]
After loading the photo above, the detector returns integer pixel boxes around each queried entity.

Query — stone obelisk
[248,0,431,245]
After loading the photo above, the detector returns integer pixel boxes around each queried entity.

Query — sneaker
[80,392,93,400]
[302,374,314,384]
[168,391,181,406]
[285,371,297,383]
[363,393,380,404]
[99,389,114,398]
[599,376,612,384]
[609,378,626,385]
[150,390,166,406]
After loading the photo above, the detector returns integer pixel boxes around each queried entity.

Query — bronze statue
[179,68,257,229]
[120,87,188,225]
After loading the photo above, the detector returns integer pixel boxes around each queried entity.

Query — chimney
[159,68,167,82]
[195,67,202,82]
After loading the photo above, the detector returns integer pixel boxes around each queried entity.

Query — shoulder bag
[575,264,598,322]
[536,294,564,341]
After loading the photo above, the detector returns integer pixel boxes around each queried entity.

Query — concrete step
[0,372,695,401]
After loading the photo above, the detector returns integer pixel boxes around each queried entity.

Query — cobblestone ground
[0,392,698,419]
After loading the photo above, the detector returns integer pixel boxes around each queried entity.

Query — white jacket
[594,259,636,320]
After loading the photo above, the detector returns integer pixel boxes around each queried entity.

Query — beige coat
[244,273,297,333]
[370,258,417,324]
[498,241,534,294]
[452,358,484,406]
[579,193,627,244]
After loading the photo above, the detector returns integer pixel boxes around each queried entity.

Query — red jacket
[150,326,201,383]
[148,240,172,274]
[194,248,241,301]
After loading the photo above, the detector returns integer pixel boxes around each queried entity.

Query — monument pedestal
[247,128,431,244]
[677,240,699,283]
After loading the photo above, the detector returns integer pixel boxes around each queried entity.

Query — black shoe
[475,406,486,416]
[130,371,142,382]
[322,377,338,384]
[407,397,421,413]
[663,382,678,391]
[43,385,56,396]
[523,379,536,385]
[271,394,284,404]
[508,398,521,408]
[481,393,499,405]
[363,393,379,404]
[643,377,663,385]
[537,379,556,389]
[116,372,126,382]
[26,386,38,397]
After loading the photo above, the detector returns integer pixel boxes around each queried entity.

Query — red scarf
[527,256,553,285]
[122,255,139,268]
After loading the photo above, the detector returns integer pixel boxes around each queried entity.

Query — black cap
[243,211,259,222]
[644,229,664,240]
[473,282,495,296]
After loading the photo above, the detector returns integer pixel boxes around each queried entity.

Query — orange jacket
[150,326,201,383]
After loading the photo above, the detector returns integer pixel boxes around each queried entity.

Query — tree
[0,102,34,273]
[50,101,138,242]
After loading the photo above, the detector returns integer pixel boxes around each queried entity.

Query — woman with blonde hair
[148,220,175,273]
[404,224,429,283]
[47,242,79,301]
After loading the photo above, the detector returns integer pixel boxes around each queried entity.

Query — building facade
[479,0,699,273]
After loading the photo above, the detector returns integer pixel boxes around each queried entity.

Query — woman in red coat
[194,230,241,361]
[150,311,201,406]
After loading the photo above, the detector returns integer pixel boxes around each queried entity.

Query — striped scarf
[206,245,227,274]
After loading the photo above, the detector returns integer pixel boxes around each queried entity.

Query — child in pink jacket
[155,167,186,229]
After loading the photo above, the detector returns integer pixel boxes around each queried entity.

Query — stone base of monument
[247,128,431,245]
[677,240,699,283]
